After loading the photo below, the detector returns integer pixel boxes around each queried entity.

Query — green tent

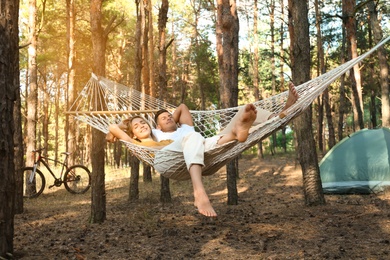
[319,128,390,194]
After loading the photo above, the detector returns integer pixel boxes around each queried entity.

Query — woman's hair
[122,115,154,141]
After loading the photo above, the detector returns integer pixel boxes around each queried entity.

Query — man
[154,103,259,217]
[153,82,298,217]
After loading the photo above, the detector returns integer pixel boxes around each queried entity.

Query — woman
[106,116,173,149]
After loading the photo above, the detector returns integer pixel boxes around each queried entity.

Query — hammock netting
[68,36,390,180]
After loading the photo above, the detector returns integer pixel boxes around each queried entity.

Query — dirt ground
[13,154,390,260]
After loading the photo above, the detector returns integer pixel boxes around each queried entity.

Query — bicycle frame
[32,151,69,183]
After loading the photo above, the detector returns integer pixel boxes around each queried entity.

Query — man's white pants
[162,131,205,170]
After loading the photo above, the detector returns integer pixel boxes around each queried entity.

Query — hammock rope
[68,36,390,180]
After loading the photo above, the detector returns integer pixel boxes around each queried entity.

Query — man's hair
[154,109,170,124]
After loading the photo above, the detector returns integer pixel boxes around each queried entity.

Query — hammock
[68,36,390,180]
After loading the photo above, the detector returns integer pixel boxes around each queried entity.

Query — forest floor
[13,153,390,260]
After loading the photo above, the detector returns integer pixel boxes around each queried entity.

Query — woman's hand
[106,132,117,142]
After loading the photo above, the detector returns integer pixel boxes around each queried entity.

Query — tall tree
[367,0,389,128]
[14,73,24,215]
[148,0,155,97]
[141,0,152,182]
[158,0,172,203]
[337,30,347,141]
[90,0,107,223]
[288,0,325,206]
[216,0,240,205]
[66,0,77,166]
[279,0,289,153]
[343,0,364,130]
[0,0,19,256]
[252,0,264,158]
[315,0,335,151]
[26,0,38,170]
[130,0,142,201]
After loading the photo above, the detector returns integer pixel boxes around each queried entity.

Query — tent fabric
[319,128,390,194]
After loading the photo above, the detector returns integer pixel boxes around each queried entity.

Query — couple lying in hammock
[106,83,298,217]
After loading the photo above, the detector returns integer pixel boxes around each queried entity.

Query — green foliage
[271,130,295,151]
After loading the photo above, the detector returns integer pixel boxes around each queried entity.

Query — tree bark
[141,0,152,182]
[252,0,264,157]
[26,0,38,169]
[338,31,347,141]
[0,0,19,256]
[14,79,24,215]
[66,0,77,166]
[368,1,390,128]
[129,156,140,201]
[343,0,364,130]
[157,0,172,202]
[148,0,155,97]
[269,0,277,155]
[288,0,325,206]
[216,0,239,205]
[90,0,107,223]
[41,75,50,156]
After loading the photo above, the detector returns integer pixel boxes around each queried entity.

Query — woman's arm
[106,124,133,142]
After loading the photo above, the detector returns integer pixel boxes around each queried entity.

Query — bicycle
[22,148,91,198]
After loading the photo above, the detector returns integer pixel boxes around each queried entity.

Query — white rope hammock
[68,36,390,180]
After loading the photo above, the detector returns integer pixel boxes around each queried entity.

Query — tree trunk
[0,0,18,256]
[90,0,107,223]
[54,77,60,165]
[14,79,24,215]
[114,142,122,168]
[252,0,264,157]
[160,175,171,203]
[315,1,324,152]
[217,0,239,205]
[315,0,335,152]
[128,0,143,199]
[157,0,172,202]
[279,0,288,153]
[269,0,277,155]
[368,1,390,128]
[141,0,150,96]
[26,0,38,168]
[141,0,152,182]
[129,156,140,201]
[66,0,77,166]
[143,165,152,182]
[42,75,50,156]
[343,0,364,130]
[338,31,347,141]
[148,0,155,97]
[288,0,325,206]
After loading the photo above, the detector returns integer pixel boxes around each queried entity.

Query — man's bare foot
[232,104,257,142]
[194,191,217,217]
[284,82,299,110]
[280,82,299,118]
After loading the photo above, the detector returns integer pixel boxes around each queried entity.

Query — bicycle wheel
[22,167,46,198]
[63,165,91,194]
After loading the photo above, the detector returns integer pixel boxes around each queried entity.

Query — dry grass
[14,154,390,259]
